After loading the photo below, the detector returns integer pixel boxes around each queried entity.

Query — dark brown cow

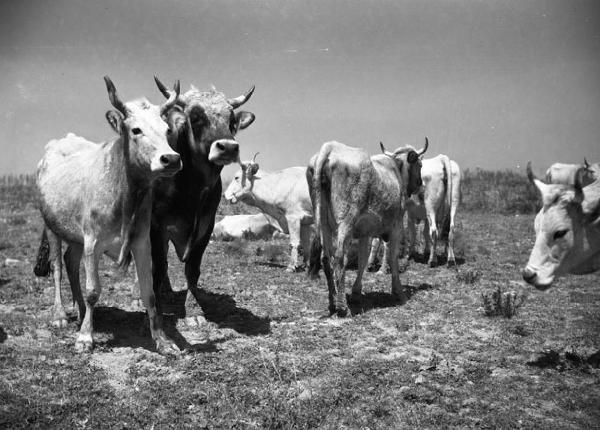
[142,78,256,325]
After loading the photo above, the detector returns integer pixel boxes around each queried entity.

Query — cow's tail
[307,143,333,280]
[34,227,51,277]
[440,155,453,240]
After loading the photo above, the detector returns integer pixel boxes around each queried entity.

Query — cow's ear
[105,110,124,134]
[235,111,256,131]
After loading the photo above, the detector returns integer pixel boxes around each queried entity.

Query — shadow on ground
[349,283,435,315]
[160,289,271,337]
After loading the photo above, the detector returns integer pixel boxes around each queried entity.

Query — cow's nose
[160,153,181,169]
[521,267,537,284]
[214,139,239,153]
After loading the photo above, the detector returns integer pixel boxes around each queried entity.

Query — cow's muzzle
[208,139,240,166]
[521,267,552,290]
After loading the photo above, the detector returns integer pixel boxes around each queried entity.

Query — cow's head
[104,76,182,179]
[224,152,260,204]
[380,137,428,196]
[154,77,255,168]
[582,158,600,186]
[521,162,599,289]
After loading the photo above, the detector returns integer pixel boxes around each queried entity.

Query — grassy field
[0,176,599,429]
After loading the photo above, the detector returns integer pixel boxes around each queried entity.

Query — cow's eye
[131,127,142,135]
[553,229,568,241]
[235,176,239,180]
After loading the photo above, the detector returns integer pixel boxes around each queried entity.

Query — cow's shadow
[160,289,271,337]
[349,283,435,315]
[92,306,216,353]
[0,278,11,288]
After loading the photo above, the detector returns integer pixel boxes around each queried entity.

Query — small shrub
[481,285,526,318]
[263,243,288,263]
[456,268,481,285]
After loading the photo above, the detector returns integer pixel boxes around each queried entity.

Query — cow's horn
[574,168,584,203]
[104,76,127,115]
[228,85,255,109]
[252,152,260,163]
[584,157,590,169]
[418,137,429,156]
[526,161,537,184]
[160,80,180,118]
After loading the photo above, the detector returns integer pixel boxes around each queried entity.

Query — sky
[1,0,599,180]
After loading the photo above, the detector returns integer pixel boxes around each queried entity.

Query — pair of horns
[380,137,429,156]
[103,75,180,117]
[154,76,255,109]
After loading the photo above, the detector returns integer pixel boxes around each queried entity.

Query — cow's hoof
[75,336,93,353]
[130,299,145,312]
[184,315,207,328]
[393,290,408,305]
[428,260,437,268]
[348,292,362,305]
[336,307,348,318]
[51,317,68,329]
[155,338,180,356]
[447,259,457,269]
[367,264,378,272]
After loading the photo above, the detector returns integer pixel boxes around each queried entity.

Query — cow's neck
[241,171,288,222]
[110,135,152,267]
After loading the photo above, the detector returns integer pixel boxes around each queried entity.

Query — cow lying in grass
[522,162,600,289]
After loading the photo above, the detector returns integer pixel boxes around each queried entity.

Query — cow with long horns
[35,77,181,353]
[142,78,256,325]
[522,162,600,289]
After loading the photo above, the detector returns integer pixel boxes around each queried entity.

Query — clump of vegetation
[241,229,259,241]
[481,284,526,318]
[456,268,481,284]
[223,239,249,258]
[263,243,288,263]
[461,168,540,214]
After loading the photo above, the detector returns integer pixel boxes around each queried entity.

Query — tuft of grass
[481,284,526,318]
[263,243,288,263]
[456,268,481,285]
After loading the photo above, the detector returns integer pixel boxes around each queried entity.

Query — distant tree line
[0,170,541,215]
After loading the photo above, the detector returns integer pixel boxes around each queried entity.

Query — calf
[212,214,280,241]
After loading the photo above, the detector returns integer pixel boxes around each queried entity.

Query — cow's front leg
[300,223,313,267]
[286,218,304,272]
[48,231,68,328]
[132,237,179,355]
[75,236,101,353]
[389,228,407,304]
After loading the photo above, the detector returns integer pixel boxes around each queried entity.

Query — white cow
[35,77,181,354]
[404,155,461,267]
[545,159,599,186]
[522,162,600,289]
[224,154,314,272]
[212,214,281,241]
[307,140,427,316]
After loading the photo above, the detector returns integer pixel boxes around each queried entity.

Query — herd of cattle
[32,78,600,353]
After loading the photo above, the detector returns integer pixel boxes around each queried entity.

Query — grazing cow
[212,214,280,241]
[146,78,255,325]
[545,159,599,186]
[35,77,182,353]
[405,155,461,267]
[224,153,314,271]
[522,162,600,289]
[308,139,428,316]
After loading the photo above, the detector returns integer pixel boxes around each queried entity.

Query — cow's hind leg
[350,236,370,306]
[64,242,85,323]
[76,236,101,352]
[299,223,312,269]
[49,231,67,328]
[332,224,352,317]
[286,217,303,272]
[389,227,407,304]
[367,237,380,272]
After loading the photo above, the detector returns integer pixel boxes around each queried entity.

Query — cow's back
[37,134,120,244]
